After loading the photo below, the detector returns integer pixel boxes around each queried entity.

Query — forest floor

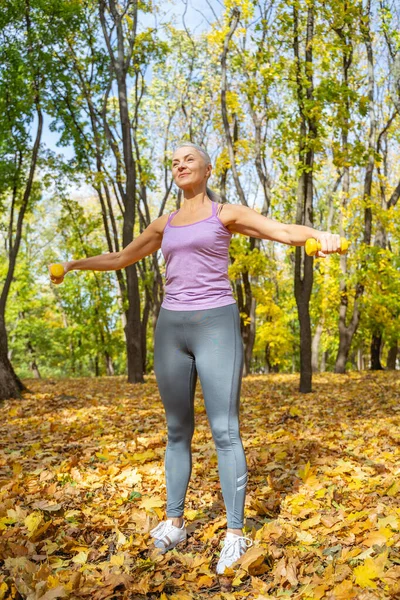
[1,371,400,600]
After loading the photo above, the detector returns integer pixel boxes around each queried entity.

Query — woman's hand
[48,261,71,285]
[314,232,342,258]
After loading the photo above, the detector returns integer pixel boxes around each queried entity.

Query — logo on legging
[236,471,248,491]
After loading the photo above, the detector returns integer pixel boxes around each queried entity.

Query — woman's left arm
[226,205,341,258]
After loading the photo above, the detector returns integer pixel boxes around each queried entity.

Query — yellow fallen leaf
[300,514,321,529]
[115,528,127,546]
[64,510,82,521]
[114,467,142,486]
[362,527,393,547]
[130,450,156,463]
[353,555,386,588]
[96,449,110,461]
[46,575,61,588]
[386,480,400,497]
[197,517,227,541]
[24,512,43,534]
[185,509,202,520]
[49,557,69,568]
[232,570,246,586]
[332,579,357,599]
[298,461,312,482]
[296,530,315,544]
[71,545,89,553]
[312,585,328,600]
[233,545,266,573]
[12,463,23,476]
[196,574,214,588]
[0,583,8,600]
[36,587,67,600]
[72,551,88,564]
[378,515,399,529]
[110,553,124,566]
[138,496,164,512]
[0,516,17,530]
[271,449,286,461]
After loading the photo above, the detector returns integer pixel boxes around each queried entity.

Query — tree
[0,0,45,399]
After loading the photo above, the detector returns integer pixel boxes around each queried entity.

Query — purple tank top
[161,200,236,311]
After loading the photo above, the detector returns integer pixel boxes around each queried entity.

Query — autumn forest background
[1,0,399,398]
[1,0,400,598]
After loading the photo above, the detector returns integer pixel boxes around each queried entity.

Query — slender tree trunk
[370,331,384,370]
[0,317,25,400]
[357,346,364,371]
[335,1,375,372]
[0,2,43,399]
[293,4,316,392]
[220,8,261,376]
[99,0,144,384]
[105,351,115,376]
[320,349,328,372]
[387,341,398,370]
[312,323,323,373]
[27,341,41,379]
[311,175,339,374]
[264,343,272,373]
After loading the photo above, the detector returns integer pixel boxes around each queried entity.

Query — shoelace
[151,520,184,538]
[220,535,253,560]
[150,521,167,537]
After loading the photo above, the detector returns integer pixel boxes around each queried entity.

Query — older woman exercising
[49,141,341,574]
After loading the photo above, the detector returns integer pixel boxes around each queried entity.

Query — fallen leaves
[0,370,399,599]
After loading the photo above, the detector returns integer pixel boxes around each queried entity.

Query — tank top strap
[167,209,179,225]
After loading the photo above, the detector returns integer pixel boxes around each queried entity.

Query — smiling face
[172,146,212,191]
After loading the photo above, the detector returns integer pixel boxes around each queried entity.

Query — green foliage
[1,0,399,381]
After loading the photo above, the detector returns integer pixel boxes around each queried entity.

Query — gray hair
[173,141,221,202]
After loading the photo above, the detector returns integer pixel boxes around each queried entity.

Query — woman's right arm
[51,215,168,281]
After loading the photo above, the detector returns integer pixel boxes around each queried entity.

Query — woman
[49,142,341,574]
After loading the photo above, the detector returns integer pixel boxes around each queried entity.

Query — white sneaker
[216,532,253,574]
[149,518,187,554]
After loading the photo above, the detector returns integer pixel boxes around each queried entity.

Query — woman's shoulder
[215,202,237,232]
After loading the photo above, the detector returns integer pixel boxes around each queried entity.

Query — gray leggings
[153,302,248,529]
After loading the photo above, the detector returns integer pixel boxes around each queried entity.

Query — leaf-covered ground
[1,371,400,600]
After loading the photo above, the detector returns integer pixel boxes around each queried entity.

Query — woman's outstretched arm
[49,214,167,283]
[222,204,341,257]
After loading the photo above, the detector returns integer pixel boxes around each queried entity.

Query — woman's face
[172,146,211,191]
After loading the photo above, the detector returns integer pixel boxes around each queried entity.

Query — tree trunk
[220,8,261,377]
[320,349,328,372]
[293,4,316,392]
[99,0,144,384]
[0,317,25,400]
[105,351,115,376]
[387,341,398,370]
[27,341,41,379]
[0,3,44,399]
[312,323,323,373]
[335,2,375,372]
[242,295,256,376]
[370,331,384,370]
[357,346,365,371]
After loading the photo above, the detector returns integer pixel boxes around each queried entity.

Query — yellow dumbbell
[49,264,65,278]
[305,237,350,257]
